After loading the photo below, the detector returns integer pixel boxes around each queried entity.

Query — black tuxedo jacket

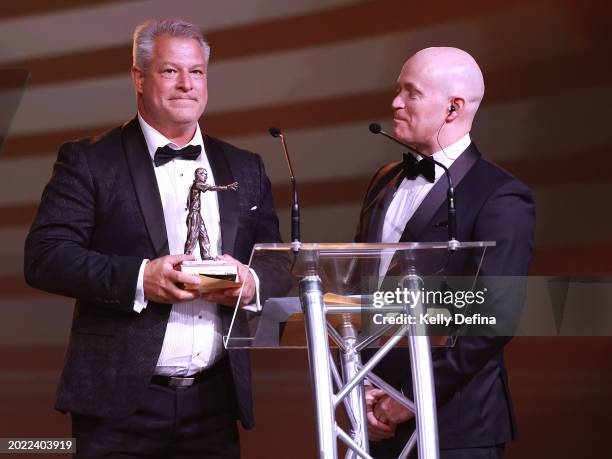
[356,143,535,449]
[24,117,284,429]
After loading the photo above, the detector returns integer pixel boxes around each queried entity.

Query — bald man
[355,47,535,458]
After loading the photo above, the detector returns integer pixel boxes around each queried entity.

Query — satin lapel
[204,135,239,256]
[400,143,481,241]
[122,117,169,257]
[364,164,404,242]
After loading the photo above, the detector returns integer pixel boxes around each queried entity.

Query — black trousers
[370,440,505,459]
[369,421,505,459]
[72,360,240,459]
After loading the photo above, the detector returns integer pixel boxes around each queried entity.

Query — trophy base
[180,260,240,293]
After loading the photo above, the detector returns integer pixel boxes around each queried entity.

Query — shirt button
[180,173,184,177]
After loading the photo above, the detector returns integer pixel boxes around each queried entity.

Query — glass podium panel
[225,242,495,349]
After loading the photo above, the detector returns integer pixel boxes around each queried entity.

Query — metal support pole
[295,261,441,458]
[336,425,373,459]
[329,349,359,432]
[402,274,439,459]
[338,315,369,454]
[300,275,338,458]
[366,371,416,413]
[327,322,348,352]
[399,431,417,459]
[335,326,408,407]
[354,321,399,352]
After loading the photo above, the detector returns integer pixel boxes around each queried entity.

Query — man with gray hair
[25,19,284,457]
[355,47,535,458]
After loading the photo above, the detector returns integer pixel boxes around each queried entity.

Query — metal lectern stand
[225,241,494,459]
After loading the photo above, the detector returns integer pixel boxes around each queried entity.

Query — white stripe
[8,3,578,136]
[0,0,357,62]
[2,84,612,205]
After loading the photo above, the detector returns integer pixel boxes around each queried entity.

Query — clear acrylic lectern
[226,241,494,459]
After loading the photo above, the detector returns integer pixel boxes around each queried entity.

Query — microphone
[368,123,382,134]
[368,123,458,248]
[269,127,300,251]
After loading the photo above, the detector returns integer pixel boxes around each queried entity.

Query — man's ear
[131,66,144,94]
[447,97,465,120]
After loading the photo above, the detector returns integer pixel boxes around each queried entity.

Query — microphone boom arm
[369,123,458,246]
[269,127,301,248]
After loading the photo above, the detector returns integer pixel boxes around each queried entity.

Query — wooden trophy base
[180,260,241,293]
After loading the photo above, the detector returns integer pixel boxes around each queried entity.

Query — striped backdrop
[0,1,610,457]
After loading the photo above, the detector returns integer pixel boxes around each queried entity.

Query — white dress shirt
[379,134,471,278]
[134,114,223,376]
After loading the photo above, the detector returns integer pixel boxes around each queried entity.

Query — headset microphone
[368,123,458,247]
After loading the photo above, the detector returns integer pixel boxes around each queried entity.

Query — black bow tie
[154,144,201,167]
[402,153,435,183]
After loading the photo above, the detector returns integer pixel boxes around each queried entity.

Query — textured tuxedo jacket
[356,143,535,449]
[24,117,284,429]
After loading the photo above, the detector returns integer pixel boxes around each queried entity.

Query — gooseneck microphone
[368,123,458,247]
[269,127,300,251]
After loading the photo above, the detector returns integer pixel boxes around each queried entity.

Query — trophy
[180,167,241,293]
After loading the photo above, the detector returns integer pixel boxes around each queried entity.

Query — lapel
[362,163,404,242]
[122,117,170,257]
[400,143,481,241]
[204,135,239,256]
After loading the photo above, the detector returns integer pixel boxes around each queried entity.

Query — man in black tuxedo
[24,19,284,458]
[355,48,535,458]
